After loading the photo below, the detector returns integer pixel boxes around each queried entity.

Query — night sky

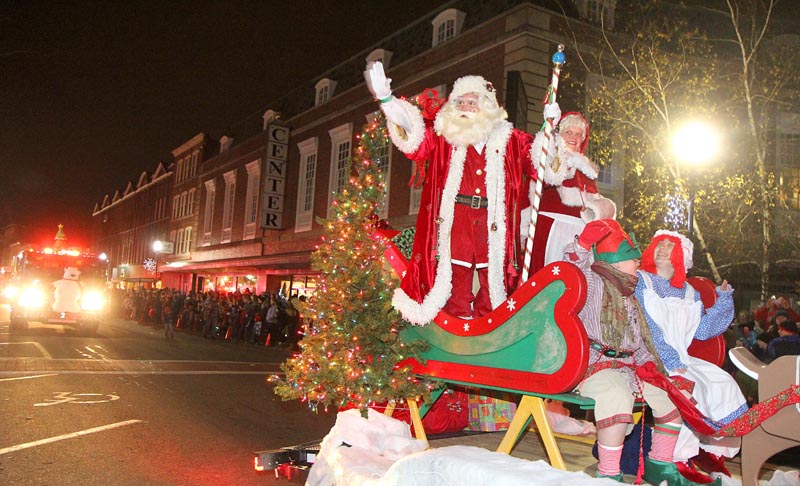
[0,0,449,244]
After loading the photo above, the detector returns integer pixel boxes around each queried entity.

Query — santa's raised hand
[364,61,393,101]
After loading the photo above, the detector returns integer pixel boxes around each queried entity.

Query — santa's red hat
[640,230,694,287]
[558,112,590,154]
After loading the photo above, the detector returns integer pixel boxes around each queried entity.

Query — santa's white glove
[364,61,393,101]
[543,102,561,121]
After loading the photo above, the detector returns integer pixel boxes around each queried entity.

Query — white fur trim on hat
[653,229,693,271]
[450,75,499,107]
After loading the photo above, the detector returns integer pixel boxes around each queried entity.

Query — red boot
[691,450,731,477]
[676,460,719,484]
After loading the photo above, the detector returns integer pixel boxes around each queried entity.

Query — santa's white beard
[438,106,497,147]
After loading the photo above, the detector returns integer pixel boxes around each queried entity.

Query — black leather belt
[455,193,488,209]
[590,340,634,359]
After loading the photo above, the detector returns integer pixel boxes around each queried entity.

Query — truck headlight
[18,287,46,308]
[3,285,18,300]
[81,291,105,311]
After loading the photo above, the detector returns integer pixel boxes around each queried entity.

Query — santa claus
[522,107,617,275]
[365,62,538,324]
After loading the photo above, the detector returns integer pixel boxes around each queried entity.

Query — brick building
[90,0,620,295]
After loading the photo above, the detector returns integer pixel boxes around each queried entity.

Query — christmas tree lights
[273,114,435,415]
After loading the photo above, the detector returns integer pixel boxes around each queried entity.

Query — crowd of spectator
[727,296,800,364]
[719,296,800,406]
[113,287,311,347]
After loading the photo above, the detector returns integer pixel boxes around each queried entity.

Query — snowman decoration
[53,266,82,313]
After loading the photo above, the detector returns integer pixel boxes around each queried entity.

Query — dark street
[0,311,336,485]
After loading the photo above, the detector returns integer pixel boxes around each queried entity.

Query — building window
[776,112,800,210]
[366,49,393,69]
[296,137,318,233]
[182,227,192,254]
[409,184,423,215]
[222,170,236,243]
[596,166,612,185]
[328,123,353,215]
[244,160,261,239]
[187,188,195,216]
[172,195,180,220]
[369,112,391,219]
[315,78,337,106]
[203,179,215,245]
[179,192,187,218]
[154,196,166,220]
[176,229,184,256]
[431,8,466,47]
[576,0,616,29]
[220,136,233,153]
[191,151,198,177]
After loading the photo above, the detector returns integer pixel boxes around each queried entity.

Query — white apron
[640,272,744,461]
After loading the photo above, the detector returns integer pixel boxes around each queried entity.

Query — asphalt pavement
[0,312,337,485]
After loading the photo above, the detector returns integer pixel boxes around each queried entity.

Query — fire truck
[5,245,109,336]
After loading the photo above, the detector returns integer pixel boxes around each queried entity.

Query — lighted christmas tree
[274,114,434,415]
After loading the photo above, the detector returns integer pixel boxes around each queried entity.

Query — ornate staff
[521,45,566,284]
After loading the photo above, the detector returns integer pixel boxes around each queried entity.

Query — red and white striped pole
[521,45,566,284]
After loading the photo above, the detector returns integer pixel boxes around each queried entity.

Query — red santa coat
[386,99,536,325]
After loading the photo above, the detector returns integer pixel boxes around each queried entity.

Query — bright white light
[152,241,163,252]
[3,285,19,300]
[672,122,719,165]
[81,291,105,311]
[19,287,46,308]
[98,253,108,261]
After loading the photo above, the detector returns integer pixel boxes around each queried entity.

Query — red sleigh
[376,228,725,469]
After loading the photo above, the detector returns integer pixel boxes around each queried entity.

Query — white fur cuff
[386,98,426,155]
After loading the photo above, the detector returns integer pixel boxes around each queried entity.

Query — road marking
[35,391,121,407]
[0,374,58,382]
[0,341,53,359]
[0,419,143,455]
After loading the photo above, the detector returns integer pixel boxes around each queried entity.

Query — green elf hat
[590,219,642,264]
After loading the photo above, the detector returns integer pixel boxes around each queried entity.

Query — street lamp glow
[152,240,163,253]
[672,121,719,165]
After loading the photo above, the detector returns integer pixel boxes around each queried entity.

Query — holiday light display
[664,191,689,231]
[273,114,435,414]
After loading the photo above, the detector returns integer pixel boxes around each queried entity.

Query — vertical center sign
[262,123,289,229]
